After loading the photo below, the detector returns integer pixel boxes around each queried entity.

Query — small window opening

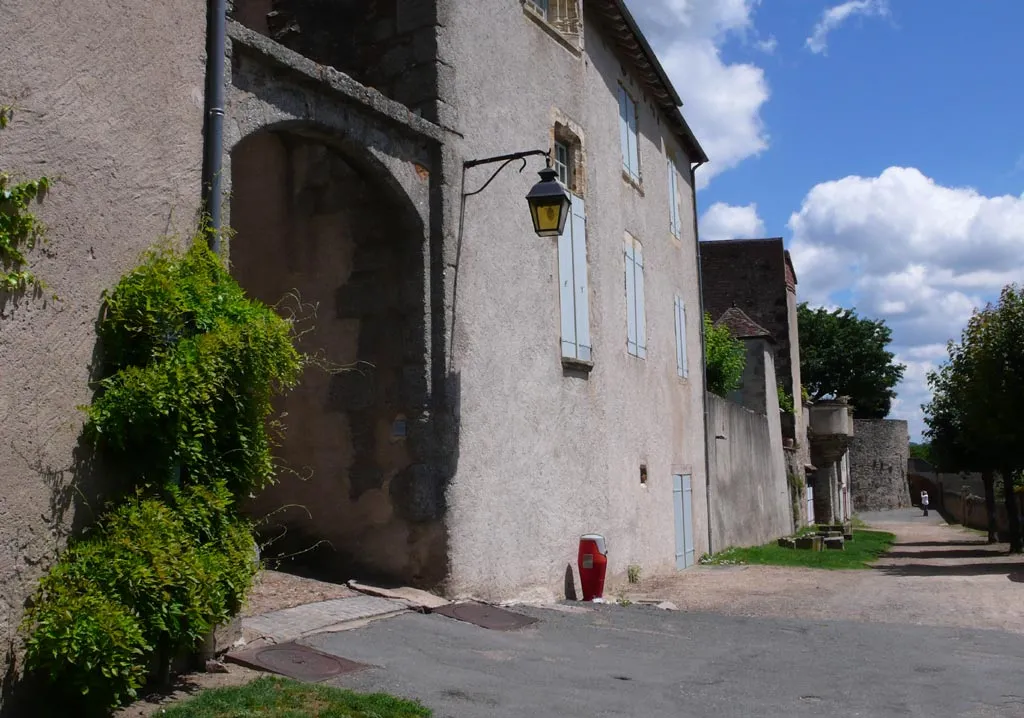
[640,464,648,486]
[554,141,570,186]
[553,123,584,195]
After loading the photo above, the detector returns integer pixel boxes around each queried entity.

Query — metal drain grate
[227,641,370,682]
[431,602,539,631]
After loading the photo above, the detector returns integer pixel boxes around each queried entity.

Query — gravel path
[626,509,1024,633]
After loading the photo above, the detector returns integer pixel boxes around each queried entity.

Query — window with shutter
[618,86,641,184]
[558,194,591,363]
[674,295,688,378]
[667,157,681,238]
[625,234,646,359]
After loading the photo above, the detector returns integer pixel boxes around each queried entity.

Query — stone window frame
[522,0,584,55]
[551,117,586,197]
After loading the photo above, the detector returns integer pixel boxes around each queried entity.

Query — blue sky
[628,0,1024,439]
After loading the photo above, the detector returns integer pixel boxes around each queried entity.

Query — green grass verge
[702,529,896,570]
[161,676,431,718]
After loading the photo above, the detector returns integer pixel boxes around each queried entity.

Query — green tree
[908,441,934,464]
[797,303,905,419]
[924,356,999,544]
[924,286,1024,551]
[704,313,745,396]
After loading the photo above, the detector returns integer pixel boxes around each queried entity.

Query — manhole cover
[431,602,539,631]
[227,641,370,682]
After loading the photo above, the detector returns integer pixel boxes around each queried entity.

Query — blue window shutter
[558,198,578,359]
[571,195,591,361]
[681,299,689,377]
[627,96,640,181]
[668,160,680,237]
[674,296,684,377]
[634,242,646,358]
[618,88,630,174]
[625,240,637,356]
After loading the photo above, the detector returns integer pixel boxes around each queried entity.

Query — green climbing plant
[0,103,51,291]
[22,235,304,714]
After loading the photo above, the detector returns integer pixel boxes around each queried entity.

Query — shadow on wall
[229,125,454,589]
[0,305,141,716]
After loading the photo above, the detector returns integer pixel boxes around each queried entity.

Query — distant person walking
[920,490,930,517]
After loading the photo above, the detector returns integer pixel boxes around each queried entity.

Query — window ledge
[523,7,583,57]
[621,170,644,195]
[562,356,594,374]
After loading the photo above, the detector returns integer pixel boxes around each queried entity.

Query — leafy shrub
[704,313,746,396]
[777,384,795,414]
[86,239,302,496]
[22,576,150,712]
[21,485,258,713]
[23,236,300,713]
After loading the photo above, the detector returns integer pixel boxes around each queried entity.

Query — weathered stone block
[794,536,823,551]
[824,536,845,550]
[777,537,796,549]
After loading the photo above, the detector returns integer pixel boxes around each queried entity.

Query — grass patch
[161,677,430,718]
[702,530,896,570]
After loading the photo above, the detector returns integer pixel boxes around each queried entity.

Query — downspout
[690,160,713,554]
[201,0,227,253]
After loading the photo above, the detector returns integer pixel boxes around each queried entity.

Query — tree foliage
[704,313,746,396]
[923,285,1024,551]
[797,303,905,419]
[908,442,934,464]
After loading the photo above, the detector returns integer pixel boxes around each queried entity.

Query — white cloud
[755,36,778,54]
[805,0,889,55]
[787,166,1024,438]
[700,202,766,241]
[626,0,770,187]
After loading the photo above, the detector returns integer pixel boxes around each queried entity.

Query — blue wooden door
[673,474,685,568]
[674,473,696,569]
[682,474,695,567]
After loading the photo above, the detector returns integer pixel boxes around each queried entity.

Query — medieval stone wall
[850,419,911,512]
[230,0,455,129]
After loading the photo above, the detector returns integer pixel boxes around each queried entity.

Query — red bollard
[578,534,608,601]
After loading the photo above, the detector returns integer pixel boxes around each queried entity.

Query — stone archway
[229,125,445,586]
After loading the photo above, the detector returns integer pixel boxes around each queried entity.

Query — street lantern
[525,165,572,237]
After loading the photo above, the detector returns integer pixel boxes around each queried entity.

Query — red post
[578,534,608,601]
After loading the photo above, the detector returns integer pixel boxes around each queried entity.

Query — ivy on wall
[0,104,50,291]
[20,237,304,714]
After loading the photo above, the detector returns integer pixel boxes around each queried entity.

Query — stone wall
[850,419,911,512]
[230,0,455,129]
[707,392,792,551]
[700,239,795,399]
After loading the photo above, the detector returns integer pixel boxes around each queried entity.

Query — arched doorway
[229,126,445,587]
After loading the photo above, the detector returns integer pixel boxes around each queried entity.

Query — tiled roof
[715,306,773,340]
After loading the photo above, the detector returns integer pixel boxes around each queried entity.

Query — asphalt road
[306,602,1024,718]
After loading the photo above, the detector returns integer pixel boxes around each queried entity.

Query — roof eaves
[592,0,710,164]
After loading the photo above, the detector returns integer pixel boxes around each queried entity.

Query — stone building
[1,0,711,680]
[849,419,911,511]
[699,238,813,524]
[706,308,793,550]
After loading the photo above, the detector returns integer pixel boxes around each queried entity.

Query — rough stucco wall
[230,131,445,587]
[850,419,911,512]
[444,1,708,601]
[0,0,206,690]
[707,347,791,551]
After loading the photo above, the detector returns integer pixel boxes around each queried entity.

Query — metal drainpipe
[201,0,227,253]
[689,160,713,554]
